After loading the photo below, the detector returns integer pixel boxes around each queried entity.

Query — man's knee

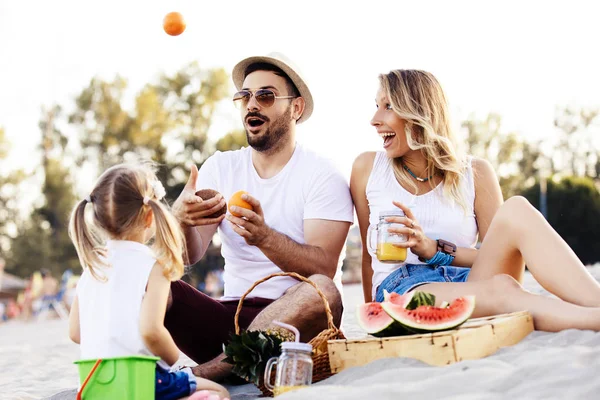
[307,274,343,326]
[307,274,341,303]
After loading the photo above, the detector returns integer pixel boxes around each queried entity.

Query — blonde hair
[379,70,469,212]
[68,162,185,281]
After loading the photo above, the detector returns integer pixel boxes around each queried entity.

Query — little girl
[68,163,229,400]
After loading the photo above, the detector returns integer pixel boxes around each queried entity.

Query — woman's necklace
[402,163,433,182]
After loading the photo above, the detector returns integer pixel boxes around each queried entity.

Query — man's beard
[246,105,292,154]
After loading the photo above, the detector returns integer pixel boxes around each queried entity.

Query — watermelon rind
[381,296,476,333]
[372,321,412,337]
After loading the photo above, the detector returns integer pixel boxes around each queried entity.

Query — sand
[1,267,600,400]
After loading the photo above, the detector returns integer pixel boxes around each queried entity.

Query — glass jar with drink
[264,321,313,396]
[367,210,408,263]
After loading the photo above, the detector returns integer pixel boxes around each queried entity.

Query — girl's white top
[366,152,479,299]
[76,240,166,367]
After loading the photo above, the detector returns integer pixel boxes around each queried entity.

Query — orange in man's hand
[228,190,253,217]
[163,12,186,36]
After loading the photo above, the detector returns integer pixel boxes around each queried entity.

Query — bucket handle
[76,358,102,400]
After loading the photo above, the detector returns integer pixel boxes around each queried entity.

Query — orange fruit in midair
[228,190,254,217]
[163,12,186,36]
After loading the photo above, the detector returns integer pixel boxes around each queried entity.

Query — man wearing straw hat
[167,52,354,381]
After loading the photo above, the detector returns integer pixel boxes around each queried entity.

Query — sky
[1,0,600,188]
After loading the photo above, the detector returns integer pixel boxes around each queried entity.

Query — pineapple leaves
[222,329,290,385]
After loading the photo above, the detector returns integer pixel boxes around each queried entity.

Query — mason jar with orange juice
[264,322,313,397]
[367,210,408,263]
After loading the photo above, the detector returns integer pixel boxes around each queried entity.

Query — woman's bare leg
[468,196,600,307]
[416,275,600,332]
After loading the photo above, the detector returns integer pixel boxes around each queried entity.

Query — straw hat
[232,52,313,124]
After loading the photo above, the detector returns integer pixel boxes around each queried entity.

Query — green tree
[462,113,537,198]
[64,63,232,286]
[553,106,599,179]
[69,75,134,171]
[0,128,26,259]
[7,214,54,278]
[216,129,247,152]
[6,63,232,280]
[69,62,230,202]
[521,176,600,265]
[39,107,79,275]
[6,108,79,278]
[36,156,79,275]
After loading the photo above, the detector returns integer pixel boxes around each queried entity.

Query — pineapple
[223,329,293,385]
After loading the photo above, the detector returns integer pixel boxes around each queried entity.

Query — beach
[2,268,600,400]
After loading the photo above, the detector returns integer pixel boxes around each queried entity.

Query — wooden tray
[328,310,534,373]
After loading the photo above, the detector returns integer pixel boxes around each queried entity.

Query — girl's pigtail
[146,199,185,281]
[68,198,106,281]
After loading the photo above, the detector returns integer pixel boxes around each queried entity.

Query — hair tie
[151,180,166,201]
[85,195,92,203]
[143,196,150,205]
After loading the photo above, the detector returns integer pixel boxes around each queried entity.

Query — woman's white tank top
[366,152,478,298]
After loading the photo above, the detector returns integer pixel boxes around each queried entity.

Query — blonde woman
[68,163,229,400]
[350,70,600,332]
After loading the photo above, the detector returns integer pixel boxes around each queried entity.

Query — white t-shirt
[76,240,167,368]
[366,152,478,299]
[196,144,354,300]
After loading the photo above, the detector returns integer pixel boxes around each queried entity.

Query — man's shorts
[164,280,274,365]
[375,264,470,302]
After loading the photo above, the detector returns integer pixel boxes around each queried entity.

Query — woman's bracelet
[421,251,455,267]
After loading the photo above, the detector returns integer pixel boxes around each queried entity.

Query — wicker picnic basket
[234,271,344,397]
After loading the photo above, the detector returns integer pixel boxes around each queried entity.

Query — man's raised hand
[172,165,226,227]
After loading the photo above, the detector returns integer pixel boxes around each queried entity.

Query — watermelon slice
[384,290,436,310]
[357,291,438,337]
[382,290,415,306]
[381,296,476,333]
[356,302,411,337]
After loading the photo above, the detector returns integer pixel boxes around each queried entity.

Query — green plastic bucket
[74,355,159,400]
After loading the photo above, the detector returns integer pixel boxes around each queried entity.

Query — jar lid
[379,209,405,218]
[281,342,313,352]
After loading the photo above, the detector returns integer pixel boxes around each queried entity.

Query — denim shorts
[155,364,196,400]
[375,264,470,303]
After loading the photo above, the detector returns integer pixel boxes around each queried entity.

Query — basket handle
[76,358,102,400]
[234,272,336,335]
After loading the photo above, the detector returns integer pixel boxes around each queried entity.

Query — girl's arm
[140,262,180,366]
[68,295,80,344]
[350,152,376,303]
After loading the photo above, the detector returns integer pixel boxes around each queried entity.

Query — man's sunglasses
[232,89,296,109]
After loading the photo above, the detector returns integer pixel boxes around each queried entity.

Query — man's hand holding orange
[228,190,254,216]
[226,192,272,247]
